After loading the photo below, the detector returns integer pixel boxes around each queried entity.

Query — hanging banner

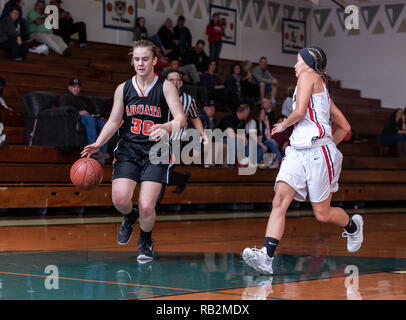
[282,18,306,54]
[103,0,136,31]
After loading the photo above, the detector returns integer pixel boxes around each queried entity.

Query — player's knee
[112,191,131,211]
[138,201,155,216]
[314,209,330,223]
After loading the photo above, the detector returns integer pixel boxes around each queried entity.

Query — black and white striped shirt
[171,92,199,141]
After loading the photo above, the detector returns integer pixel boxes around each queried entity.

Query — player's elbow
[343,122,351,134]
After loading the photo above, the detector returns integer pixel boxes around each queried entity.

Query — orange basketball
[70,158,103,190]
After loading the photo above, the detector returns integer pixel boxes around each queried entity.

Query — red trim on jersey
[308,99,323,139]
[321,145,332,185]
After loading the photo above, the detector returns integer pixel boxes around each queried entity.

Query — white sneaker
[0,122,4,135]
[342,214,364,253]
[242,247,274,274]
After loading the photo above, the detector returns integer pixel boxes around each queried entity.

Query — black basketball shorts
[112,139,172,184]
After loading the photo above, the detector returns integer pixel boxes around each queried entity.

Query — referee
[155,69,209,203]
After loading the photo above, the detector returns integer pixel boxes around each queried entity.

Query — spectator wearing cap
[27,0,71,56]
[0,5,28,61]
[58,78,109,163]
[173,15,192,58]
[50,0,88,48]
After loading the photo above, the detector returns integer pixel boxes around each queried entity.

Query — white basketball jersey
[289,81,333,149]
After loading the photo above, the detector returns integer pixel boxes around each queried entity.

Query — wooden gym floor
[0,209,405,300]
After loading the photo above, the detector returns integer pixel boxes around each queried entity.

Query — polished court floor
[0,211,405,300]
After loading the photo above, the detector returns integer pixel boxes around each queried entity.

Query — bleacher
[1,41,405,211]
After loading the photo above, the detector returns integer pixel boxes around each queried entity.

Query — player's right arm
[80,83,125,157]
[330,99,351,145]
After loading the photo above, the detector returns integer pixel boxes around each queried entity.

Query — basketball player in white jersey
[81,40,186,261]
[242,47,364,275]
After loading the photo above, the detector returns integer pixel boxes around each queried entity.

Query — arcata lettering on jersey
[126,104,162,118]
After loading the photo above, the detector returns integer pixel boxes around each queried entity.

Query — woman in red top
[206,13,225,62]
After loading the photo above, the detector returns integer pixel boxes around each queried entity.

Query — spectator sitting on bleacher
[245,107,282,165]
[50,0,88,48]
[198,100,225,168]
[182,39,209,75]
[252,56,279,106]
[58,78,110,164]
[262,97,276,126]
[0,77,11,147]
[224,62,244,112]
[162,58,200,85]
[199,100,217,131]
[0,76,12,111]
[133,16,148,41]
[0,5,28,61]
[154,43,170,76]
[241,60,259,103]
[200,59,225,104]
[0,0,28,41]
[380,108,406,157]
[281,86,294,118]
[173,15,192,58]
[27,0,71,56]
[158,18,179,60]
[219,104,250,166]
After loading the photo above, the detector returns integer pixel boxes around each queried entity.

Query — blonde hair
[129,40,157,66]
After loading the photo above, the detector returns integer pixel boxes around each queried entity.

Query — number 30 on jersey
[131,118,154,135]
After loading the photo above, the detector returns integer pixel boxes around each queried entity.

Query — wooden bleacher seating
[0,41,403,210]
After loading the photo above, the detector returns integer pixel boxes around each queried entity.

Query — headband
[299,48,316,71]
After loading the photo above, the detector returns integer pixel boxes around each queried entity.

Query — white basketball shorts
[275,142,343,203]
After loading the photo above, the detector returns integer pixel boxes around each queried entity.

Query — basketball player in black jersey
[81,40,186,261]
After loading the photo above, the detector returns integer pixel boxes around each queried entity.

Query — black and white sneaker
[137,238,154,262]
[117,209,139,245]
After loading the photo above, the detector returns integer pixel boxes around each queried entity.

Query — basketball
[70,158,103,190]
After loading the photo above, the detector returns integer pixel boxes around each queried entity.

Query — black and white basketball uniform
[275,80,343,202]
[112,74,172,184]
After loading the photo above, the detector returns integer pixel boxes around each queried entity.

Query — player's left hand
[271,119,287,136]
[150,124,168,142]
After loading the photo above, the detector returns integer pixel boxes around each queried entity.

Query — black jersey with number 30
[120,74,170,144]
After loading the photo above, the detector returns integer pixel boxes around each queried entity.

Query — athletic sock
[264,237,279,258]
[124,207,138,224]
[140,228,152,242]
[344,217,358,234]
